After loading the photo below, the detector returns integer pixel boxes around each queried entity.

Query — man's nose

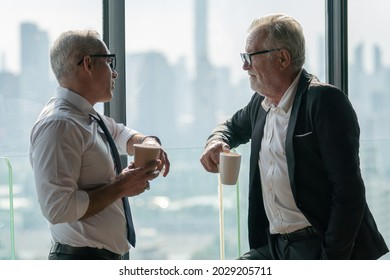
[112,70,118,79]
[242,61,250,71]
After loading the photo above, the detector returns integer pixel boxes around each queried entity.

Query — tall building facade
[126,52,176,146]
[19,22,50,103]
[193,0,217,138]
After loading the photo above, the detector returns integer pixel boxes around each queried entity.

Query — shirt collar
[261,69,303,113]
[56,87,96,115]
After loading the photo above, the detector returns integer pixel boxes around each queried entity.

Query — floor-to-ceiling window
[124,0,325,260]
[348,0,390,260]
[0,0,102,259]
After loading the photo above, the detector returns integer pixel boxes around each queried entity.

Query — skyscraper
[193,0,216,137]
[19,22,50,103]
[126,52,176,145]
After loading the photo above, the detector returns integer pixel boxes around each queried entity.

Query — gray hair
[50,30,105,82]
[248,14,305,71]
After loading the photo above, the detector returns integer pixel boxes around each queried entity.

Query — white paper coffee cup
[133,144,161,167]
[219,151,241,185]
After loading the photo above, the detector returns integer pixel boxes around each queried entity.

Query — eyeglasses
[240,48,280,65]
[77,54,116,70]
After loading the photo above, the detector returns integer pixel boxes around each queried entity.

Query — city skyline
[1,18,390,151]
[1,0,389,77]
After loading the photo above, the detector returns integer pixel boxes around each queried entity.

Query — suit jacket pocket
[294,131,313,138]
[293,131,314,147]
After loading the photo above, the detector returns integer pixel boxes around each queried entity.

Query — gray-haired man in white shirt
[29,30,170,260]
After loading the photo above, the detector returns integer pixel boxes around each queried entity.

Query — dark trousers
[49,242,126,260]
[238,227,323,260]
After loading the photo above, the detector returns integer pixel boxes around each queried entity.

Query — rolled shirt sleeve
[101,114,139,155]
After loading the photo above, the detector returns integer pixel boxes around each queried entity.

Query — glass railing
[129,145,251,260]
[0,146,251,260]
[0,155,50,260]
[1,140,389,260]
[0,157,15,259]
[359,139,390,260]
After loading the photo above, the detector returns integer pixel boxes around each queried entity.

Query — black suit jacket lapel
[249,102,268,191]
[285,69,312,199]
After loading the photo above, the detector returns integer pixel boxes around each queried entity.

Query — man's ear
[79,56,93,73]
[278,49,291,69]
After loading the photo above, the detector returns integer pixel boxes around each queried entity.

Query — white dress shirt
[29,87,138,255]
[258,70,312,234]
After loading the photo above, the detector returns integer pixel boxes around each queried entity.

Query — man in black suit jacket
[200,14,388,259]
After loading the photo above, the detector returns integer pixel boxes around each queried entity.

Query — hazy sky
[0,0,389,78]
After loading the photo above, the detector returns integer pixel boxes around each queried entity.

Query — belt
[277,226,319,243]
[50,242,123,260]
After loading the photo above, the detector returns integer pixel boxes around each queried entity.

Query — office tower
[126,52,176,144]
[19,22,50,103]
[373,44,383,73]
[193,0,216,138]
